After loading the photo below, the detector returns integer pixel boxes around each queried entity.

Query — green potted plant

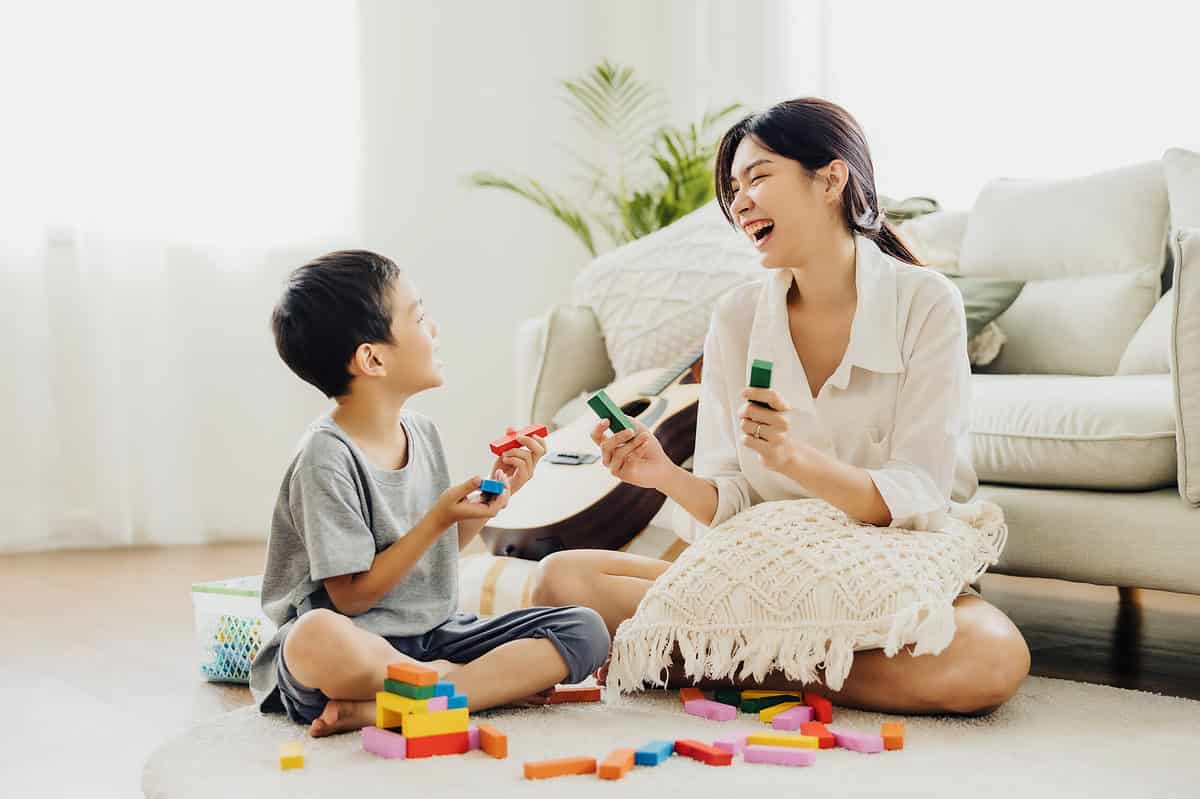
[470,60,743,257]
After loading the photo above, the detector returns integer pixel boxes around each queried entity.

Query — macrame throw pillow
[606,498,1008,695]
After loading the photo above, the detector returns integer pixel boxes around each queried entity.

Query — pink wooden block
[685,698,737,721]
[744,745,816,767]
[832,728,884,753]
[712,732,754,755]
[771,705,814,730]
[468,726,480,751]
[362,726,407,759]
[426,695,449,712]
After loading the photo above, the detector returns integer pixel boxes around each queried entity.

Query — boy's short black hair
[270,249,401,398]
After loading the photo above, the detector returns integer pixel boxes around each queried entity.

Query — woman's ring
[755,423,764,440]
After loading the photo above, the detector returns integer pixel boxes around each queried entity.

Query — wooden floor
[3,543,1198,797]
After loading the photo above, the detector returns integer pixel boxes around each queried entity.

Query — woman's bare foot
[309,699,376,738]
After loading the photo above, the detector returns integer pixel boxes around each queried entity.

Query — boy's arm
[324,476,499,616]
[457,517,487,551]
[325,510,451,616]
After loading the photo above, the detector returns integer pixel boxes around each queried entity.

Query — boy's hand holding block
[489,424,548,455]
[479,478,506,502]
[587,389,634,433]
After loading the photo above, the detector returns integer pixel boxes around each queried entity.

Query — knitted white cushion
[572,202,762,378]
[607,498,1007,694]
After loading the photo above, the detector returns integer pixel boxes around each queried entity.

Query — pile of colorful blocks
[677,687,905,767]
[360,662,507,761]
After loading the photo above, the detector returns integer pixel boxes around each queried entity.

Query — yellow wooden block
[746,733,820,750]
[279,741,304,770]
[759,701,805,723]
[376,691,436,728]
[742,690,803,700]
[401,708,470,738]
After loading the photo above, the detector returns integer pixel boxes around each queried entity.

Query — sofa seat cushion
[970,374,1177,490]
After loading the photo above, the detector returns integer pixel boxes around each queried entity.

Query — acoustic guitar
[480,345,704,560]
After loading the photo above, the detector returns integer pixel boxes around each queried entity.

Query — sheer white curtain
[0,1,361,551]
[802,0,1200,207]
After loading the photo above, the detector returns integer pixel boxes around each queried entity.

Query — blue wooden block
[634,740,674,766]
[479,478,505,496]
[434,681,455,697]
[447,694,468,709]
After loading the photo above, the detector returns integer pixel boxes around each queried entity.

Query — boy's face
[372,273,443,396]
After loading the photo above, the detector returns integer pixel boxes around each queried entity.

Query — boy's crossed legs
[280,605,609,737]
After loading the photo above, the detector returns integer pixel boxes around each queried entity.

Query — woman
[532,98,1030,715]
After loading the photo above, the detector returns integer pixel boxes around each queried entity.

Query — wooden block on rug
[524,756,597,779]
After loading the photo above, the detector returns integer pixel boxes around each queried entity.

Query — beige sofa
[508,150,1200,598]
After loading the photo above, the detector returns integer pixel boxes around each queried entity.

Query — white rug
[143,677,1199,799]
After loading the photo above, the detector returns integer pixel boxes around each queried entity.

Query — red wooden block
[549,686,602,704]
[678,687,705,705]
[800,721,836,749]
[406,730,470,758]
[489,424,548,455]
[674,739,732,766]
[806,693,833,723]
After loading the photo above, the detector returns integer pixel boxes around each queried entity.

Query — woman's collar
[746,234,904,399]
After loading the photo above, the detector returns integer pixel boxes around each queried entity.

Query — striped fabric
[457,524,688,617]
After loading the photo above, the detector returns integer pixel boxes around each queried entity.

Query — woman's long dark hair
[714,97,921,266]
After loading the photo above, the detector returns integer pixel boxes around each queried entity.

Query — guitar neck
[640,343,704,396]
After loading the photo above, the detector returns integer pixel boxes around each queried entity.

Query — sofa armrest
[513,304,615,428]
[1171,228,1200,506]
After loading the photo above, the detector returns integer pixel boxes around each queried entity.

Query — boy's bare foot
[594,659,609,686]
[309,699,376,738]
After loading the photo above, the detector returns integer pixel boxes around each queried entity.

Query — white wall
[820,0,1200,209]
[356,0,820,477]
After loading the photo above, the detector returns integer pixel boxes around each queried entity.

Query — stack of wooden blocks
[361,662,507,760]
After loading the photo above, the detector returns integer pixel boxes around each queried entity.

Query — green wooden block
[749,359,773,389]
[587,389,634,433]
[713,687,743,707]
[740,694,803,713]
[385,679,436,699]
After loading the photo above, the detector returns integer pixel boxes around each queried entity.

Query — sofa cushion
[897,210,969,273]
[970,373,1177,490]
[978,268,1159,376]
[1164,148,1200,229]
[959,161,1169,280]
[1117,289,1174,375]
[572,201,761,378]
[1172,229,1200,505]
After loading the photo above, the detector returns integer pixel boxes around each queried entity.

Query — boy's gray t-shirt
[249,411,458,709]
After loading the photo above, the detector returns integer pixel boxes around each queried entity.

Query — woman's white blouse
[677,235,979,541]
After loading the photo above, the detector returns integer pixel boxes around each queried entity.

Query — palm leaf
[468,171,597,256]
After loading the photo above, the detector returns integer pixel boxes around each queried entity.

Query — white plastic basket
[190,575,277,684]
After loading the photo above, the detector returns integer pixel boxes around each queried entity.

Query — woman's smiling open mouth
[743,218,775,248]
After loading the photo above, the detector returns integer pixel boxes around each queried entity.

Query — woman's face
[727,135,842,269]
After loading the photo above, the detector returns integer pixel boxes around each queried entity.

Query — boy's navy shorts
[274,606,610,725]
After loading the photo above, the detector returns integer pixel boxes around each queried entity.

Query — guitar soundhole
[621,398,651,418]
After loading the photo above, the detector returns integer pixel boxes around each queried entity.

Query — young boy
[250,250,610,737]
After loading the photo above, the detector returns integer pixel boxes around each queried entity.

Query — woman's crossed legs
[533,549,1031,716]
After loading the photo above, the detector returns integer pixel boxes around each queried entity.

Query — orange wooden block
[679,687,705,705]
[598,748,635,780]
[386,661,438,686]
[549,686,602,704]
[477,722,508,759]
[882,721,905,750]
[524,756,597,780]
[800,721,836,749]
